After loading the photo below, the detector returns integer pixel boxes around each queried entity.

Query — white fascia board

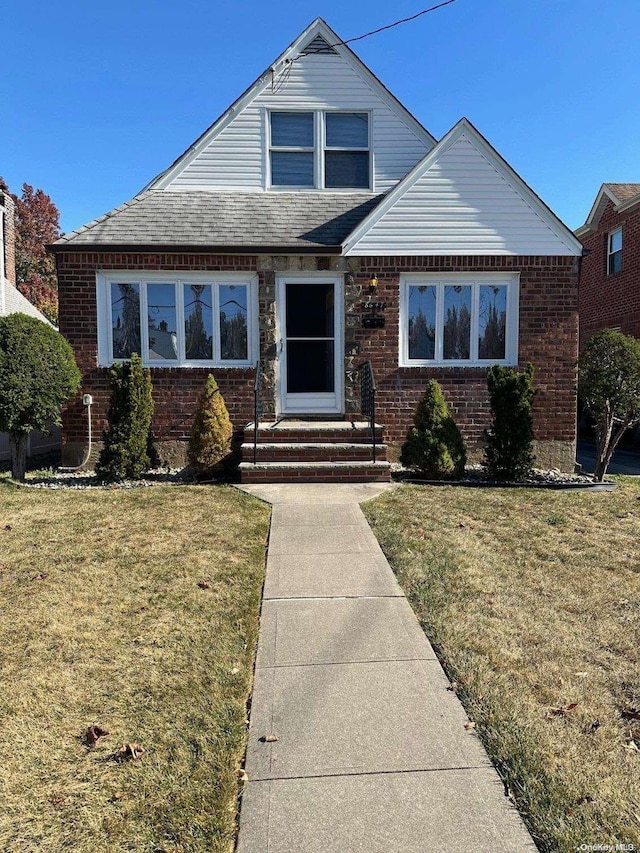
[146,18,435,192]
[343,117,583,257]
[578,184,621,233]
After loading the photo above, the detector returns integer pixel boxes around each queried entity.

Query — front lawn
[0,482,270,853]
[363,480,640,853]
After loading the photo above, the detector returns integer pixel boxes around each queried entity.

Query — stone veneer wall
[57,252,578,470]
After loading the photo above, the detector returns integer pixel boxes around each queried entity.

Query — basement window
[399,274,520,367]
[269,110,371,189]
[97,273,257,367]
[608,228,622,274]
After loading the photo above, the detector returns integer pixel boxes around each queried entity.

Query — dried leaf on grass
[114,742,145,761]
[85,724,110,747]
[33,572,49,581]
[464,721,477,730]
[197,580,211,590]
[546,702,578,719]
[235,768,248,782]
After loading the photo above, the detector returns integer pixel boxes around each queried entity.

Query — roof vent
[301,35,338,55]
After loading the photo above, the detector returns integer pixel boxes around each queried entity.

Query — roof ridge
[55,191,153,244]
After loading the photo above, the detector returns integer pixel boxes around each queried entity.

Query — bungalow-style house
[51,18,583,481]
[576,183,640,345]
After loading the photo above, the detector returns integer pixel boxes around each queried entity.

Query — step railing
[359,360,377,463]
[253,361,262,465]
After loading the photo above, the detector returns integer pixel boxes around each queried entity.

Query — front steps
[240,420,391,483]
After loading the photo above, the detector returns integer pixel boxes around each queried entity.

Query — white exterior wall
[168,54,431,193]
[346,133,579,256]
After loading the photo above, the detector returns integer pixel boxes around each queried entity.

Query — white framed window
[96,272,258,368]
[608,227,622,275]
[399,273,520,367]
[268,110,371,190]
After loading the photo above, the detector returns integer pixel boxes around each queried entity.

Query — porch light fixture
[369,274,379,292]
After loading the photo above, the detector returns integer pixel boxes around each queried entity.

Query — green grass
[0,481,270,852]
[363,479,640,853]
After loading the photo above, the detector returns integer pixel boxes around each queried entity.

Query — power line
[334,0,458,48]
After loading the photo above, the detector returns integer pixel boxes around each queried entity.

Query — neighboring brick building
[576,183,640,345]
[51,18,583,479]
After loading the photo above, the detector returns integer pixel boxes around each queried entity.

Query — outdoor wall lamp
[369,274,379,293]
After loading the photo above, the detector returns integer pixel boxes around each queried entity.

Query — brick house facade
[52,19,582,478]
[576,183,640,345]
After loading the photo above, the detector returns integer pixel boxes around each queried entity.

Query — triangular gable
[344,118,583,256]
[146,18,435,192]
[576,183,640,236]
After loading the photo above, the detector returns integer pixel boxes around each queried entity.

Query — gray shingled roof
[1,281,52,325]
[605,183,640,204]
[54,191,385,249]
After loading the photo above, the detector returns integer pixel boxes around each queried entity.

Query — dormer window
[608,228,622,274]
[269,110,370,190]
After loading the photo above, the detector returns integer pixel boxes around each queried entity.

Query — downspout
[59,395,93,472]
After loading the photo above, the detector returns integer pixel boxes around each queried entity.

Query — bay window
[269,110,371,189]
[400,274,519,367]
[98,273,257,367]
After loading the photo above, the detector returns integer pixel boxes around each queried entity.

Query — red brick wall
[580,200,640,344]
[56,252,259,462]
[56,251,578,465]
[354,256,579,447]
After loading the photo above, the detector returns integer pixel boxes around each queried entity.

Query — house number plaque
[361,300,387,328]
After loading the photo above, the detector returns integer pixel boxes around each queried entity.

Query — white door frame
[275,272,344,416]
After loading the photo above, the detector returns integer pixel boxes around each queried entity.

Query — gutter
[47,243,344,256]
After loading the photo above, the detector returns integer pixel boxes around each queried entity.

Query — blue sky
[2,0,638,233]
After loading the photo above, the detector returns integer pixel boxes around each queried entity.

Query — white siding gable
[344,120,582,257]
[152,20,434,194]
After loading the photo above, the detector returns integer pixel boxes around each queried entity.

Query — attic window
[269,111,371,190]
[608,228,622,274]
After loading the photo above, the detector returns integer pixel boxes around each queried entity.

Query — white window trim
[399,273,520,368]
[607,227,622,275]
[266,109,373,191]
[96,271,258,368]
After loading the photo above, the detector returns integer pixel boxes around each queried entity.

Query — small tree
[484,364,536,481]
[188,374,233,468]
[400,380,466,479]
[578,329,640,482]
[0,314,80,481]
[96,354,154,482]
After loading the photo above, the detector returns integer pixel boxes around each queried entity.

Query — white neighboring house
[0,189,61,462]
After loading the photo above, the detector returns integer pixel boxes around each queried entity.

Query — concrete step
[241,442,387,464]
[239,460,391,484]
[245,420,383,445]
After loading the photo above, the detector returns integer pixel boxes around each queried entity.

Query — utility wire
[271,1,457,89]
[334,0,457,47]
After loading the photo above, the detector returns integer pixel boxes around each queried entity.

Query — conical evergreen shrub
[188,374,233,468]
[400,380,466,478]
[96,353,154,482]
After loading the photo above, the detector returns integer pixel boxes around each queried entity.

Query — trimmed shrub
[188,374,233,468]
[484,364,535,481]
[578,329,640,481]
[0,313,80,481]
[96,354,154,482]
[400,380,466,479]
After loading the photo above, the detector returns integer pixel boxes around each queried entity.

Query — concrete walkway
[236,484,536,852]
